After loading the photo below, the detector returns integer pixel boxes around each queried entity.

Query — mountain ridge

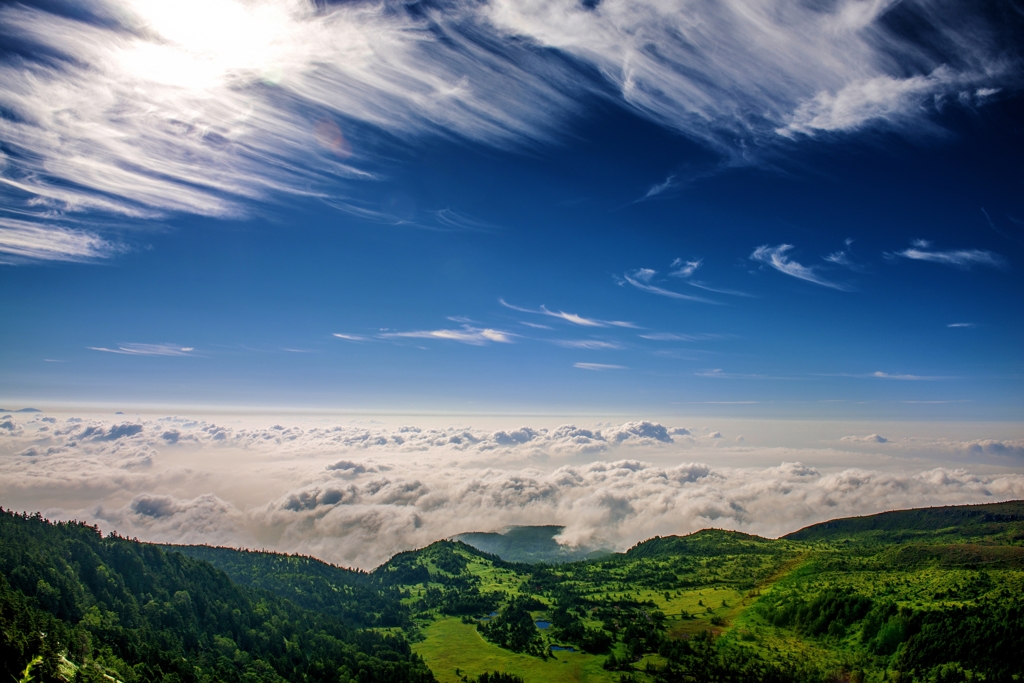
[5,499,1024,682]
[161,499,1024,574]
[783,499,1024,543]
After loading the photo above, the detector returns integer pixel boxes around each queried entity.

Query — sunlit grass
[413,617,619,683]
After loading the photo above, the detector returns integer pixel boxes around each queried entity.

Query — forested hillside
[784,500,1024,543]
[0,508,434,683]
[3,501,1024,683]
[165,544,409,628]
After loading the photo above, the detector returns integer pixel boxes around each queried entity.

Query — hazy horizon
[2,408,1020,569]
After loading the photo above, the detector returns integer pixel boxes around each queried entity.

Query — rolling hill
[784,500,1024,543]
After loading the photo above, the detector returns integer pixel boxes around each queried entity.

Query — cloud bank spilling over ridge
[2,413,1023,568]
[0,0,1016,260]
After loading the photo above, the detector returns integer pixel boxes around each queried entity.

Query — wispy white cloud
[88,343,195,356]
[487,0,1009,151]
[639,332,727,342]
[815,371,945,380]
[980,208,1022,245]
[665,258,751,297]
[639,174,676,201]
[957,87,1005,108]
[695,368,794,380]
[750,244,850,290]
[0,218,121,263]
[777,68,963,137]
[893,240,1004,268]
[499,299,636,328]
[556,340,623,350]
[0,0,582,247]
[822,238,866,272]
[823,251,855,267]
[686,281,755,298]
[381,326,515,345]
[320,199,420,228]
[620,270,719,303]
[573,362,626,371]
[556,307,636,327]
[670,258,702,278]
[337,323,516,345]
[948,322,976,329]
[432,208,499,232]
[0,0,1012,259]
[871,371,934,380]
[823,247,850,264]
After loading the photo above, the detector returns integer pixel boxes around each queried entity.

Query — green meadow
[413,617,618,683]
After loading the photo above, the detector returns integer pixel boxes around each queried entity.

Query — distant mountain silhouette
[454,525,611,564]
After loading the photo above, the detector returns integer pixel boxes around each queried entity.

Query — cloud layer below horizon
[2,412,1022,568]
[0,0,1017,261]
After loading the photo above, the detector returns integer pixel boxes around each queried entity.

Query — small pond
[535,621,551,629]
[550,646,575,652]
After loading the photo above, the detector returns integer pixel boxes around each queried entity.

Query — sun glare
[122,0,309,88]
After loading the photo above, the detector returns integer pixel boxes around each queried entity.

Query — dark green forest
[162,545,409,629]
[0,509,433,683]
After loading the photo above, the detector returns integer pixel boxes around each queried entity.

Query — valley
[3,501,1023,682]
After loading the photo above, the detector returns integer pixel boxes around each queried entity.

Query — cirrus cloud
[89,343,196,356]
[381,326,516,345]
[1,0,1015,262]
[751,244,850,290]
[893,240,1005,269]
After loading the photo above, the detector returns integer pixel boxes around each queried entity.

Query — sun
[119,0,309,89]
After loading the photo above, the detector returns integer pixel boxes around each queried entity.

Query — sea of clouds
[2,411,1022,568]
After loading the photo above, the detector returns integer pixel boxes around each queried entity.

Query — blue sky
[1,0,1022,419]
